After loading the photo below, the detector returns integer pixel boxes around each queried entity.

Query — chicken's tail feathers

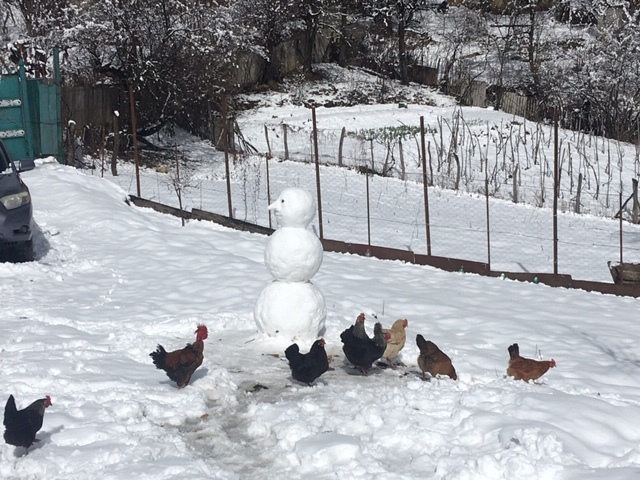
[340,326,353,343]
[508,343,520,359]
[3,395,17,426]
[416,334,428,351]
[285,343,305,370]
[150,345,167,369]
[284,343,299,360]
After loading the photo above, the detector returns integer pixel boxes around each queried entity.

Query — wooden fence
[448,79,540,121]
[62,85,125,132]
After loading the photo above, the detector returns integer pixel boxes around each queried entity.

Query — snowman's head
[268,188,316,228]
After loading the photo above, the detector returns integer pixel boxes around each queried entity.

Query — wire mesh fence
[105,108,640,286]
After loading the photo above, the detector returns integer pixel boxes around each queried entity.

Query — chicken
[285,338,329,385]
[340,321,390,375]
[381,318,408,368]
[506,343,556,382]
[4,394,52,451]
[352,312,368,340]
[416,335,457,380]
[150,324,208,388]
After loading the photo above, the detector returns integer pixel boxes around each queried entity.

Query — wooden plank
[129,195,191,219]
[414,253,490,275]
[491,271,573,288]
[191,208,274,235]
[320,239,416,263]
[572,279,640,297]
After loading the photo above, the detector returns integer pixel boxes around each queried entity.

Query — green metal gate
[0,50,62,163]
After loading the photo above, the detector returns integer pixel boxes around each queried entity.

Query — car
[0,139,35,262]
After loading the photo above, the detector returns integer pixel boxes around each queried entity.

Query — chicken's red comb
[194,324,208,335]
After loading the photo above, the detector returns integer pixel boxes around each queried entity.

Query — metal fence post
[420,116,432,256]
[53,48,63,164]
[266,155,272,229]
[128,82,141,197]
[222,95,233,218]
[485,158,491,269]
[366,169,371,245]
[619,191,623,264]
[312,107,323,239]
[553,111,559,274]
[18,60,35,160]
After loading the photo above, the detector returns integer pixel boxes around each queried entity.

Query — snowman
[253,188,326,341]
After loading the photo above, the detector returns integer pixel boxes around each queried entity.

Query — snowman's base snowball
[254,281,326,341]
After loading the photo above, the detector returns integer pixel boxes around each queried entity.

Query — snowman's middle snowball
[264,227,324,282]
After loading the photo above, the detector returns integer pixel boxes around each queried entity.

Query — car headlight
[0,191,30,210]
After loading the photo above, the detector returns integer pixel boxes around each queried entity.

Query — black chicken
[352,312,368,340]
[4,394,52,451]
[340,321,390,375]
[284,339,329,385]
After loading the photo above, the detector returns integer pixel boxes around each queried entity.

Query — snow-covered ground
[3,152,640,479]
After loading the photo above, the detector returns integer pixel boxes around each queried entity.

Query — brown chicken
[506,343,556,382]
[150,324,208,388]
[381,319,408,368]
[416,335,457,380]
[4,394,52,451]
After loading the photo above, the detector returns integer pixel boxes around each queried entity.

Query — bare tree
[364,0,429,85]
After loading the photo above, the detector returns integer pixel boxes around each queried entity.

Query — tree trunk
[398,18,409,85]
[338,12,347,67]
[302,7,319,74]
[527,7,541,97]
